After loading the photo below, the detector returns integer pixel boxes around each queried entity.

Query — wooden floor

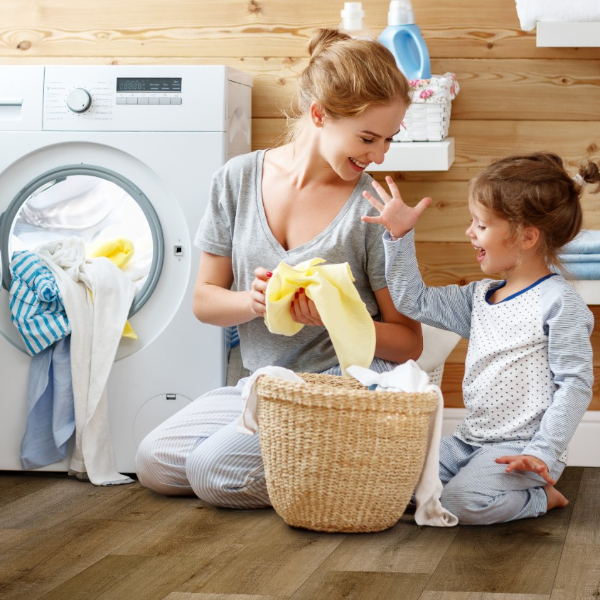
[1,467,599,600]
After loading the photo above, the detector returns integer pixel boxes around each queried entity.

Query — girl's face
[466,199,520,275]
[315,100,406,181]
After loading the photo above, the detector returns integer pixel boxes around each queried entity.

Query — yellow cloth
[87,238,137,340]
[88,238,134,269]
[264,258,375,374]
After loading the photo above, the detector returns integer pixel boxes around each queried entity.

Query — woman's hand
[495,454,556,485]
[290,288,323,327]
[361,176,431,239]
[249,267,272,317]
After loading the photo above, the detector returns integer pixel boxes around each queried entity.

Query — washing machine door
[0,164,164,353]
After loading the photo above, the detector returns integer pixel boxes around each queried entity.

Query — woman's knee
[185,441,269,509]
[135,433,193,496]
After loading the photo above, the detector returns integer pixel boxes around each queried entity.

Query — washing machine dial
[66,88,92,113]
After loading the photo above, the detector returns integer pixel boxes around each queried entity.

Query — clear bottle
[378,0,431,79]
[339,2,373,39]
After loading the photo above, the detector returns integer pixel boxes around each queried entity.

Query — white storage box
[395,72,460,143]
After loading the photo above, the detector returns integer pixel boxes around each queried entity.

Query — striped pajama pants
[438,436,566,525]
[135,358,397,508]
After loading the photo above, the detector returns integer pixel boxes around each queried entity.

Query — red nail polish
[299,287,304,293]
[294,292,299,299]
[266,271,272,278]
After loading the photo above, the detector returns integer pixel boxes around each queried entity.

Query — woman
[136,28,422,507]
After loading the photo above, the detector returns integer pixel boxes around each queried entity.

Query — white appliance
[0,65,252,473]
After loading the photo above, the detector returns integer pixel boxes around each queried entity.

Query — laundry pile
[559,230,600,280]
[9,236,137,485]
[514,0,600,31]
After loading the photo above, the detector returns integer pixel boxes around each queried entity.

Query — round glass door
[0,164,164,318]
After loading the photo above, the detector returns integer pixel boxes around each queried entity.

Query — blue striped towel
[9,250,71,356]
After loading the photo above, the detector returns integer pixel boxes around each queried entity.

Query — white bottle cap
[388,0,415,26]
[341,2,365,32]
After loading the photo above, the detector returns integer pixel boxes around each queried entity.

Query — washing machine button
[159,97,170,105]
[149,97,160,105]
[170,97,182,105]
[126,97,138,105]
[137,97,149,105]
[116,97,127,105]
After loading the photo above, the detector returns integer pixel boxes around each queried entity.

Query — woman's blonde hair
[469,152,600,271]
[284,28,411,142]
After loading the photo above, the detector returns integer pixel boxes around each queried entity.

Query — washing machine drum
[0,164,164,322]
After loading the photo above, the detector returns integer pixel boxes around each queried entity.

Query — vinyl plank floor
[549,468,600,600]
[1,469,600,600]
[423,478,580,596]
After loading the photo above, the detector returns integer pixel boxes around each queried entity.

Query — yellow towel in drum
[264,258,375,374]
[88,238,134,269]
[88,238,137,340]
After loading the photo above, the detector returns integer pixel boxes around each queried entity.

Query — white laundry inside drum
[11,175,153,296]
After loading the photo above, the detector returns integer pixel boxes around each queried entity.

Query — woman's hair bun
[308,28,351,58]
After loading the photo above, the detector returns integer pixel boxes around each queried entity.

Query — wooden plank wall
[2,0,600,407]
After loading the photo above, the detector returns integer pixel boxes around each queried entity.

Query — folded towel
[265,258,375,375]
[561,230,600,255]
[561,262,600,280]
[561,253,600,263]
[347,360,458,528]
[515,0,600,31]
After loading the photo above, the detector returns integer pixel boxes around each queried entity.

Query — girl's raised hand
[495,454,556,485]
[361,176,431,239]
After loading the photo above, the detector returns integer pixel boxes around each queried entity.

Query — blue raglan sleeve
[384,229,476,339]
[523,282,594,471]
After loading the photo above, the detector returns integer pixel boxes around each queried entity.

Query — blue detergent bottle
[378,0,431,80]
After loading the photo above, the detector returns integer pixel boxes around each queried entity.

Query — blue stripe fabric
[9,250,71,356]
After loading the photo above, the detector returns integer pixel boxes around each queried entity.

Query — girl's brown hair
[284,28,411,141]
[469,152,600,271]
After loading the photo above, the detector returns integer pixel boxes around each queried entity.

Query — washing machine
[0,65,252,473]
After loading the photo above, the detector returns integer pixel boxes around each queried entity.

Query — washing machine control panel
[42,65,249,132]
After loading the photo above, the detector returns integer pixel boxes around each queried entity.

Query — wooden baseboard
[442,409,600,467]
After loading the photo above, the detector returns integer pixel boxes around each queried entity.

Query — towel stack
[515,0,600,32]
[560,230,600,280]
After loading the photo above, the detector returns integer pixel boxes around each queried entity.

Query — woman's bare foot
[544,485,569,511]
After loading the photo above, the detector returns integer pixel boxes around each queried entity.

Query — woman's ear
[310,102,325,128]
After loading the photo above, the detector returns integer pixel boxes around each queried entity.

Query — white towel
[347,361,458,527]
[416,324,461,374]
[36,237,136,485]
[237,366,305,434]
[515,0,600,31]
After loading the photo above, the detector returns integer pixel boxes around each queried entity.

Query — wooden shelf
[537,22,600,47]
[367,138,455,173]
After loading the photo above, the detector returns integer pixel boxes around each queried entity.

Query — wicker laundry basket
[256,373,439,533]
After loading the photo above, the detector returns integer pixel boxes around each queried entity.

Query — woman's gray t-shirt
[194,149,388,373]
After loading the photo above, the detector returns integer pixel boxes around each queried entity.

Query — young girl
[363,152,600,525]
[135,28,423,507]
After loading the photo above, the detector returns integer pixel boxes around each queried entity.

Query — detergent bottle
[378,0,431,79]
[339,2,373,39]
